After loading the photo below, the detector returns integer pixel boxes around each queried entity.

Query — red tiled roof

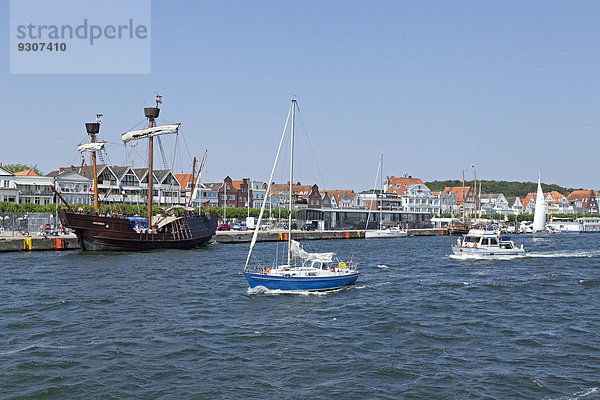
[175,174,194,193]
[321,190,356,207]
[231,180,243,190]
[386,176,424,196]
[568,190,596,204]
[14,169,38,176]
[443,186,470,203]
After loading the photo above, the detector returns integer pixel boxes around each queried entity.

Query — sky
[2,0,599,191]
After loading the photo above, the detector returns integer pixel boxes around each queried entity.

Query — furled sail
[77,142,106,153]
[532,173,546,232]
[121,123,180,143]
[290,240,335,263]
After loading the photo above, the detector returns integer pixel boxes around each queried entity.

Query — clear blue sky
[2,0,599,190]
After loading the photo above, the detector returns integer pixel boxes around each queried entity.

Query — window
[2,180,9,188]
[229,195,235,200]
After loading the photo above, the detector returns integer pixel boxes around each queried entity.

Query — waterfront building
[13,169,55,205]
[523,190,573,215]
[0,165,18,203]
[47,169,93,205]
[322,190,360,209]
[479,193,511,215]
[376,175,441,215]
[202,176,251,209]
[434,190,458,215]
[443,186,475,216]
[506,196,525,215]
[197,182,221,207]
[249,180,267,209]
[567,190,598,214]
[270,182,322,210]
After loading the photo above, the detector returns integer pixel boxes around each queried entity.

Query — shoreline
[0,228,445,252]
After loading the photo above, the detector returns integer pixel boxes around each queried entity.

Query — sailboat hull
[59,210,218,251]
[365,229,407,238]
[244,272,360,291]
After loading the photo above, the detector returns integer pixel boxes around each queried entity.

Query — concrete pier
[212,230,365,244]
[0,234,79,252]
[0,228,445,252]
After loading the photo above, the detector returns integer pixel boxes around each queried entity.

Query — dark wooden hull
[59,210,218,251]
[448,226,470,236]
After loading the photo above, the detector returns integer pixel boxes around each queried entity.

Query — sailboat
[243,99,359,291]
[365,153,407,239]
[58,97,218,251]
[532,172,548,237]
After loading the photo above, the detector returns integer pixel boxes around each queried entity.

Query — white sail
[77,142,106,152]
[121,123,180,143]
[244,106,291,270]
[532,173,546,232]
[290,240,334,263]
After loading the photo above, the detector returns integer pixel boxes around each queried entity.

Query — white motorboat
[452,229,526,257]
[365,226,407,238]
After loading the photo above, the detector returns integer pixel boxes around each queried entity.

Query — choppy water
[1,235,599,399]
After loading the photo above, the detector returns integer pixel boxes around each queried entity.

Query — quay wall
[0,235,79,252]
[0,229,445,251]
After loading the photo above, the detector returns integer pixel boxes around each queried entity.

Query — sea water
[1,235,599,399]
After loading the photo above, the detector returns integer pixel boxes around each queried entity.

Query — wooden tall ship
[58,98,217,251]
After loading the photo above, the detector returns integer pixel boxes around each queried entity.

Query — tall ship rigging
[58,97,218,251]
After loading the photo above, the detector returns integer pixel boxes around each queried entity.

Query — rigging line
[124,119,147,133]
[244,104,292,271]
[172,132,179,173]
[178,126,194,166]
[296,107,326,190]
[365,153,381,229]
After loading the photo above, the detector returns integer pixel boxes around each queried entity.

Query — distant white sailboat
[365,153,407,239]
[532,172,548,237]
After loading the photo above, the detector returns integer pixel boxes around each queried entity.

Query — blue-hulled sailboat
[243,99,359,291]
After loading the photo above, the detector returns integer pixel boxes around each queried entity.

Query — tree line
[0,201,295,219]
[425,179,580,198]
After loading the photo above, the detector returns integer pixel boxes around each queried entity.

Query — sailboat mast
[287,99,296,266]
[85,120,101,214]
[379,153,383,229]
[462,169,466,226]
[144,99,161,228]
[474,169,477,222]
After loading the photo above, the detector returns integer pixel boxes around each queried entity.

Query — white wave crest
[376,264,389,269]
[449,254,523,261]
[0,343,73,356]
[547,387,598,400]
[247,286,348,296]
[528,250,600,258]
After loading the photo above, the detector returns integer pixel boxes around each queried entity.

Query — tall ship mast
[59,98,218,251]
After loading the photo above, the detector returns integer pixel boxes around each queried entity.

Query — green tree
[3,163,43,175]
